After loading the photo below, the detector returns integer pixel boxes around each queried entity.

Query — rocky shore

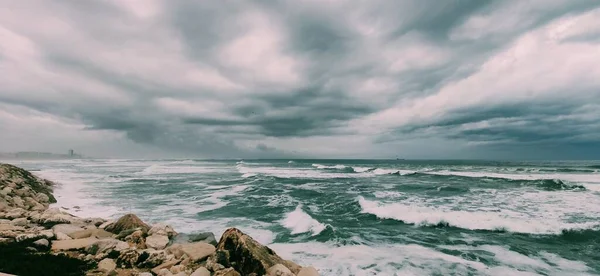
[0,163,319,276]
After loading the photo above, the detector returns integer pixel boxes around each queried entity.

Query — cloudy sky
[1,0,600,159]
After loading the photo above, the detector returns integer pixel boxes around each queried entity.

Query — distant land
[0,150,85,160]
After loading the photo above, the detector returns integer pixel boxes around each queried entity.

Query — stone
[0,187,12,196]
[146,234,169,250]
[86,238,129,255]
[166,244,185,259]
[11,196,25,208]
[298,266,319,276]
[267,264,294,276]
[170,265,184,274]
[69,228,113,239]
[84,217,106,227]
[116,248,141,268]
[124,229,146,249]
[180,242,215,262]
[137,250,168,268]
[53,224,85,236]
[98,258,117,272]
[138,273,153,276]
[56,232,73,240]
[214,268,241,276]
[188,232,217,246]
[105,214,150,234]
[33,238,50,248]
[5,208,25,219]
[190,267,211,276]
[210,228,301,275]
[16,231,53,243]
[36,193,50,203]
[172,273,186,276]
[51,237,98,251]
[0,237,12,244]
[11,217,27,226]
[0,219,10,224]
[149,223,178,239]
[157,269,173,276]
[99,220,114,229]
[206,256,225,272]
[151,259,180,275]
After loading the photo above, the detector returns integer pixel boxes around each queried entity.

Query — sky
[1,0,600,159]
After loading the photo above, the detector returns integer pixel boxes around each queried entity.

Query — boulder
[149,223,177,239]
[53,224,85,236]
[11,217,28,226]
[51,237,98,251]
[86,238,129,255]
[138,273,153,276]
[157,268,173,276]
[214,268,241,276]
[4,208,25,219]
[16,230,54,242]
[146,234,169,250]
[11,196,25,209]
[124,229,146,249]
[190,267,211,276]
[98,258,117,272]
[33,238,50,248]
[69,228,113,239]
[0,164,57,203]
[267,264,294,276]
[210,228,302,275]
[116,248,141,268]
[180,242,215,262]
[298,266,319,276]
[189,232,217,246]
[105,214,150,234]
[166,244,185,259]
[84,217,106,227]
[56,232,73,240]
[99,220,114,229]
[137,249,168,268]
[35,193,50,203]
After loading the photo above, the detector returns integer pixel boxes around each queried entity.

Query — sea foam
[281,205,327,236]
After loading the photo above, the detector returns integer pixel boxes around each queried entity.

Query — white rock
[53,224,85,236]
[138,273,153,276]
[180,242,216,262]
[190,267,211,276]
[267,264,294,276]
[146,234,170,250]
[98,258,117,272]
[33,238,50,248]
[298,266,319,276]
[149,223,178,238]
[158,268,174,276]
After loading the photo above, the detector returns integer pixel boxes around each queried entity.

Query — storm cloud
[1,0,599,159]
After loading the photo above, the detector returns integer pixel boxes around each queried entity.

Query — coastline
[0,163,319,276]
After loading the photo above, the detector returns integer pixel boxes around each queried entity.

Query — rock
[105,214,150,234]
[151,259,180,275]
[98,258,117,272]
[157,268,173,276]
[0,237,12,244]
[53,224,85,236]
[0,187,12,196]
[298,266,319,276]
[170,264,184,274]
[214,268,241,276]
[267,264,294,276]
[206,256,225,272]
[33,238,50,248]
[0,219,11,224]
[51,237,98,251]
[0,164,57,203]
[116,248,141,268]
[210,228,301,275]
[166,244,185,259]
[99,220,114,229]
[11,217,28,226]
[26,246,38,252]
[84,217,106,227]
[11,196,25,208]
[16,230,53,243]
[146,234,169,250]
[36,193,50,203]
[149,223,178,239]
[172,273,187,276]
[137,250,168,268]
[86,238,129,255]
[124,229,146,249]
[69,228,113,239]
[190,267,211,276]
[36,209,78,226]
[138,273,153,276]
[180,242,215,262]
[56,232,73,240]
[4,208,25,219]
[188,232,217,246]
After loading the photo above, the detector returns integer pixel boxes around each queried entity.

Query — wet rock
[210,228,301,275]
[51,237,98,251]
[149,223,178,239]
[146,234,169,250]
[214,268,241,276]
[105,214,150,234]
[98,258,117,272]
[190,267,210,276]
[33,238,50,248]
[298,266,319,276]
[188,232,217,246]
[180,242,215,262]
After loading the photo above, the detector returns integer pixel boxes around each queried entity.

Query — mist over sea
[6,159,600,275]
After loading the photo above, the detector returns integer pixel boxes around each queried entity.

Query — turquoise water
[7,159,600,275]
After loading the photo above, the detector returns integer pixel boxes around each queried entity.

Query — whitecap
[281,205,327,236]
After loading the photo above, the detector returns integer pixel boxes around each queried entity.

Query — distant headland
[0,150,85,160]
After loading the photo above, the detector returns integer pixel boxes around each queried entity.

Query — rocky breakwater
[0,163,319,276]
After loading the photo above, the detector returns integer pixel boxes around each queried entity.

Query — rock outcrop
[104,213,150,234]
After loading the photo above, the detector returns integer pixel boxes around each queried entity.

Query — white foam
[281,205,327,236]
[358,196,599,234]
[312,164,347,170]
[426,170,600,184]
[242,173,257,178]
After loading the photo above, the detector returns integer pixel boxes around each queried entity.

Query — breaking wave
[281,205,327,236]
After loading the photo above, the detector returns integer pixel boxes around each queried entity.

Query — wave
[312,164,377,174]
[357,196,598,235]
[586,165,600,169]
[281,205,327,236]
[533,179,586,191]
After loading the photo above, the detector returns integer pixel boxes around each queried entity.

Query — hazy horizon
[1,1,600,160]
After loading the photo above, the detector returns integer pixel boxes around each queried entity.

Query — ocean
[5,159,600,276]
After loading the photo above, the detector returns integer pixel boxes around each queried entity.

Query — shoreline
[0,163,319,276]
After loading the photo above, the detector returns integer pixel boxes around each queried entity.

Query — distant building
[68,149,74,157]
